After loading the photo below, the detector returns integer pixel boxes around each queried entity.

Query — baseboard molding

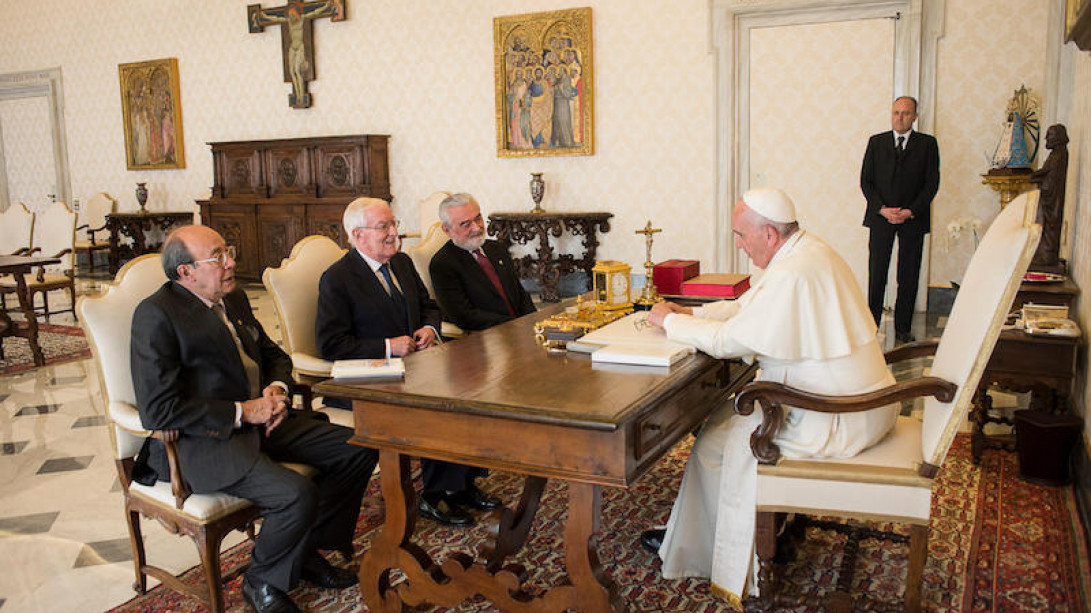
[1073,436,1091,554]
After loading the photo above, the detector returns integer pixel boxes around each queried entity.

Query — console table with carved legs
[487,212,612,302]
[315,299,756,612]
[106,211,194,275]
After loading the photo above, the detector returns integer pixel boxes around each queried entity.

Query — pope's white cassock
[656,229,898,607]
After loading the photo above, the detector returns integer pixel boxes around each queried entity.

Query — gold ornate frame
[119,58,185,170]
[493,7,593,158]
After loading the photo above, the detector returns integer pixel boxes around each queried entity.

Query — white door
[748,17,896,300]
[0,95,58,214]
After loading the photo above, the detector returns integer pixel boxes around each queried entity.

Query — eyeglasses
[190,245,236,268]
[357,219,401,233]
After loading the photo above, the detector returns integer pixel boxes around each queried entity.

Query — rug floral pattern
[0,324,90,376]
[108,435,1088,613]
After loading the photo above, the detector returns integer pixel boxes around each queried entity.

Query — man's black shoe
[241,576,299,613]
[895,331,916,344]
[418,494,474,526]
[301,553,358,589]
[447,485,503,511]
[640,528,666,554]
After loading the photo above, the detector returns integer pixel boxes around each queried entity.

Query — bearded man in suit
[315,197,501,527]
[860,95,940,344]
[429,193,536,331]
[131,225,376,613]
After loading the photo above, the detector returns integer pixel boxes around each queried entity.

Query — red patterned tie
[473,249,516,317]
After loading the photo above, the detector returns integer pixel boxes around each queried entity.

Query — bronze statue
[1029,124,1069,273]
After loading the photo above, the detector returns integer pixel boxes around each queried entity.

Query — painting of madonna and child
[494,8,593,158]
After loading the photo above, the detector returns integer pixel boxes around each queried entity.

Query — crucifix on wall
[248,0,346,109]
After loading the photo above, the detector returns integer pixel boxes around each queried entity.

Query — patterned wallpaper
[0,97,55,213]
[1064,48,1091,440]
[0,0,718,270]
[932,0,1050,285]
[0,0,1073,284]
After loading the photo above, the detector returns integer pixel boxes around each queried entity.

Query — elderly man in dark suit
[131,225,376,613]
[315,197,501,527]
[429,193,536,331]
[861,95,940,344]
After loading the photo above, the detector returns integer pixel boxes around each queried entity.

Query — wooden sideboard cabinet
[197,134,390,279]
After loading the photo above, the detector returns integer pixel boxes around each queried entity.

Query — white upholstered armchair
[735,191,1042,613]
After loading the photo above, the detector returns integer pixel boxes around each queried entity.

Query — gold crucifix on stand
[634,221,665,310]
[248,0,346,109]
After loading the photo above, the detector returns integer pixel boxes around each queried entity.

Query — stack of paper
[330,358,405,379]
[590,343,691,367]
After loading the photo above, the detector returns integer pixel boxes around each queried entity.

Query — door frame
[709,0,945,273]
[0,67,71,211]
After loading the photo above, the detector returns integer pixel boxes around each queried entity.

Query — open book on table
[579,312,695,368]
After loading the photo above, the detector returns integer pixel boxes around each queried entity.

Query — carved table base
[360,450,621,613]
[488,212,612,303]
[107,211,193,275]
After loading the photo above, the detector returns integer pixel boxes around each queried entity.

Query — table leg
[359,451,622,612]
[13,272,46,367]
[484,475,547,572]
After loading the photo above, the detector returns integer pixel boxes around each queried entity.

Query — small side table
[107,211,194,274]
[487,212,612,302]
[970,278,1080,464]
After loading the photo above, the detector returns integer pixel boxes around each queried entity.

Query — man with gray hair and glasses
[131,225,377,613]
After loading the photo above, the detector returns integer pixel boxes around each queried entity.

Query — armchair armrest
[735,376,957,465]
[86,224,109,245]
[883,339,939,364]
[110,401,193,509]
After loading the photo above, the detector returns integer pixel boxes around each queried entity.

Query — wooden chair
[735,191,1042,613]
[74,192,117,274]
[0,202,34,255]
[262,235,349,424]
[0,201,76,319]
[78,254,315,613]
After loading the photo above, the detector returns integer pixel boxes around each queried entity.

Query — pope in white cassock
[642,187,898,608]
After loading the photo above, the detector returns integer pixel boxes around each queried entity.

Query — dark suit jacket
[131,282,293,493]
[860,130,940,233]
[316,249,441,360]
[429,239,536,331]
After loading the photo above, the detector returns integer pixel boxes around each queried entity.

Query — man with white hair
[639,187,898,608]
[316,197,501,527]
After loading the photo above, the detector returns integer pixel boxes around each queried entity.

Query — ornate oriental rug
[107,435,1089,613]
[0,324,90,376]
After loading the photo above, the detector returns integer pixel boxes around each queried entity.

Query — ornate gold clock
[592,260,632,310]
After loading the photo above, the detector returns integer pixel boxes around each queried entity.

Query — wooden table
[107,211,193,274]
[0,255,61,366]
[487,212,612,303]
[970,278,1080,463]
[315,301,756,612]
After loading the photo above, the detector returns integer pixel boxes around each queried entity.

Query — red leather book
[681,273,751,298]
[652,259,700,295]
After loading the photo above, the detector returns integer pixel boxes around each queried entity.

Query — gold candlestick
[633,221,664,310]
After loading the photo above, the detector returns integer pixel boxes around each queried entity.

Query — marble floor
[0,270,942,613]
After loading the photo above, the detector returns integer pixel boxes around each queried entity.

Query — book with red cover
[681,273,751,298]
[652,259,700,295]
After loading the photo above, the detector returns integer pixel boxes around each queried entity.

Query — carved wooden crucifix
[248,0,346,109]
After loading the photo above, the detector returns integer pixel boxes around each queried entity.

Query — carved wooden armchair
[735,191,1042,613]
[74,192,117,274]
[0,201,76,319]
[78,254,314,612]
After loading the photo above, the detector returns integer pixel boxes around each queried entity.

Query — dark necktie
[212,303,260,399]
[473,249,516,317]
[378,263,409,331]
[896,135,905,151]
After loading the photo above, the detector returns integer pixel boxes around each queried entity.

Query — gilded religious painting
[494,7,593,158]
[119,58,185,170]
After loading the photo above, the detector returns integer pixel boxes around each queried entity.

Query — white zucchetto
[742,187,797,223]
